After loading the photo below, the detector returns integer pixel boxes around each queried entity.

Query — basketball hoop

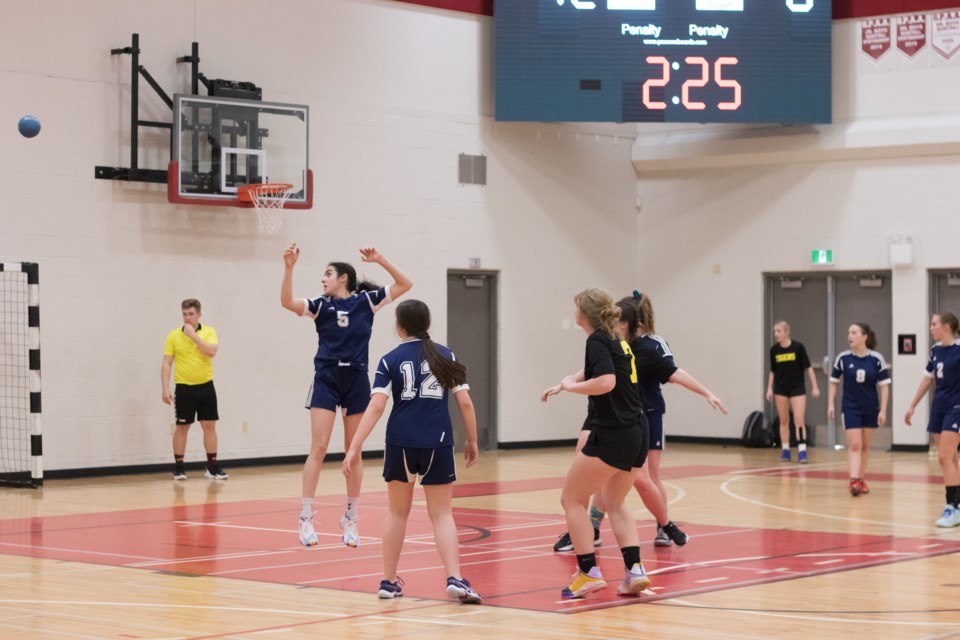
[238,183,294,234]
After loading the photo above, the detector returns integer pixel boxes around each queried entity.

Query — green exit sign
[812,249,833,265]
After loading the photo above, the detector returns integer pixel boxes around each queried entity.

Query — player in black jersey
[542,288,650,599]
[767,321,820,463]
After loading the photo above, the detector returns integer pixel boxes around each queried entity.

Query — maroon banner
[932,10,960,58]
[391,0,493,16]
[896,14,927,56]
[862,18,893,59]
[836,1,960,20]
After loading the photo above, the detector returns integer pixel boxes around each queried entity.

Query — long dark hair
[328,261,378,293]
[616,296,641,340]
[852,322,878,350]
[395,299,467,388]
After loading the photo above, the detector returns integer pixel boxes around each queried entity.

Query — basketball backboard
[168,95,311,208]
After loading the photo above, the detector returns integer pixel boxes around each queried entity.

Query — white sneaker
[616,563,651,596]
[935,504,960,528]
[340,513,360,548]
[299,516,319,547]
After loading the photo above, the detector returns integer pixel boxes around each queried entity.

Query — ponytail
[395,300,467,388]
[573,288,621,341]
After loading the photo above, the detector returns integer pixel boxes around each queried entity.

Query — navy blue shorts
[174,381,218,424]
[383,444,456,485]
[842,411,879,429]
[306,365,371,415]
[646,409,665,450]
[928,407,960,434]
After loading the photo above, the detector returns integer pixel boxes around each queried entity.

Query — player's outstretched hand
[283,243,300,268]
[464,440,479,468]
[541,384,562,402]
[359,246,382,263]
[706,394,728,415]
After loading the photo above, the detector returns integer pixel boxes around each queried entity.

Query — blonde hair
[774,320,791,335]
[638,294,656,334]
[574,288,621,340]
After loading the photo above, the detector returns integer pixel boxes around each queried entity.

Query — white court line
[814,559,845,565]
[0,599,345,618]
[798,552,915,557]
[728,460,843,475]
[719,474,935,531]
[299,546,562,585]
[694,577,729,583]
[0,541,164,563]
[917,543,943,549]
[668,598,960,628]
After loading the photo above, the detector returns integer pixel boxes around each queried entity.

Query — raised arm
[342,393,388,476]
[359,247,412,301]
[182,323,217,358]
[281,243,307,316]
[668,368,727,414]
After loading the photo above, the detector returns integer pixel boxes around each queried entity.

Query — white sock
[798,443,807,452]
[346,497,359,520]
[782,445,789,451]
[300,498,313,519]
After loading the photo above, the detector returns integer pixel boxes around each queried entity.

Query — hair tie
[633,290,643,302]
[417,331,430,341]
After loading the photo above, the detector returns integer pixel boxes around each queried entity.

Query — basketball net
[238,183,294,234]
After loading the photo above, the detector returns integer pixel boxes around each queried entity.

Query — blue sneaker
[446,576,482,604]
[798,450,808,464]
[378,577,404,599]
[779,449,791,463]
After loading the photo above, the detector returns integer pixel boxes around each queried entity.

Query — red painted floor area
[1,474,957,613]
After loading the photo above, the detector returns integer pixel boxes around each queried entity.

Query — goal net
[0,263,42,488]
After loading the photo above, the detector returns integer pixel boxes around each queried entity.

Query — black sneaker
[552,527,601,552]
[172,467,187,481]
[661,521,688,547]
[654,526,672,547]
[205,465,229,479]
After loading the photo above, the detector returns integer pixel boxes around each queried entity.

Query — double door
[764,272,892,449]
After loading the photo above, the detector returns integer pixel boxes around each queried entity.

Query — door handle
[820,355,831,375]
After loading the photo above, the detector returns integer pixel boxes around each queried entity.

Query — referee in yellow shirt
[161,299,227,480]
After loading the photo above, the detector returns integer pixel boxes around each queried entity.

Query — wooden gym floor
[0,443,958,639]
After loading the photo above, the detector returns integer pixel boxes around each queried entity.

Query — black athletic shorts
[773,384,806,398]
[174,381,219,425]
[581,422,649,472]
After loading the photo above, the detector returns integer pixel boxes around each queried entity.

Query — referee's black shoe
[552,527,601,552]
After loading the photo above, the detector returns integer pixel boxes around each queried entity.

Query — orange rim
[237,183,294,202]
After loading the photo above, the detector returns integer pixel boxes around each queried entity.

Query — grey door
[833,273,893,450]
[765,275,830,444]
[446,271,498,451]
[931,271,960,322]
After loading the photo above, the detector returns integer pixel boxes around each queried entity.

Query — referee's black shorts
[174,381,219,425]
